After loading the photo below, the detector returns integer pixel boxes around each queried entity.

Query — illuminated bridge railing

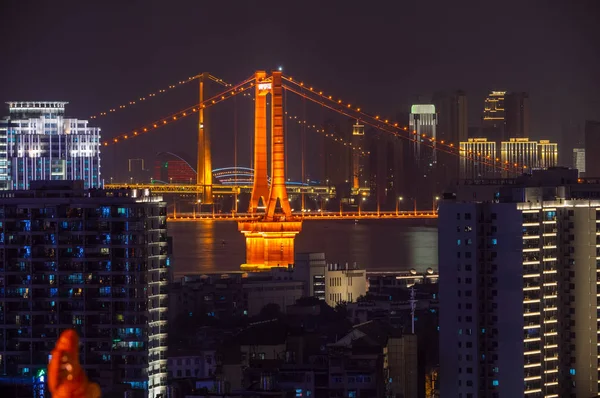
[166,211,438,221]
[104,183,336,196]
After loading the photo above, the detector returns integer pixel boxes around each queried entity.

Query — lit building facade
[2,102,101,190]
[459,138,497,179]
[439,169,600,398]
[0,181,169,397]
[537,140,558,169]
[573,148,585,176]
[482,91,506,142]
[501,138,539,171]
[325,263,367,307]
[0,120,11,190]
[153,152,196,184]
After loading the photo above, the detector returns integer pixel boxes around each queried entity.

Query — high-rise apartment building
[439,168,600,398]
[408,104,438,204]
[0,119,11,190]
[0,181,169,397]
[1,102,101,190]
[584,120,600,177]
[505,92,530,139]
[482,91,506,143]
[459,138,497,179]
[573,148,585,176]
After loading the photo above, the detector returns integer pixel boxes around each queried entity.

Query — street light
[433,196,440,213]
[396,196,403,216]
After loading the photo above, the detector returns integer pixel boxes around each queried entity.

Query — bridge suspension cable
[281,76,524,174]
[89,73,230,120]
[101,75,256,146]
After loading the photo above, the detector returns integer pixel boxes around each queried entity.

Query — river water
[168,219,438,278]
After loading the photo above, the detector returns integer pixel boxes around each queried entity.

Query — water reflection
[168,219,437,278]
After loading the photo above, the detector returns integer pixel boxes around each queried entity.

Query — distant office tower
[584,120,600,177]
[434,91,468,189]
[573,148,585,176]
[351,121,366,190]
[367,132,402,209]
[459,138,497,179]
[481,91,506,142]
[153,152,196,184]
[501,138,540,170]
[1,102,101,190]
[537,140,558,169]
[368,132,388,206]
[128,158,148,183]
[439,168,600,398]
[322,120,351,186]
[408,104,438,204]
[504,92,530,138]
[409,104,437,160]
[0,181,169,397]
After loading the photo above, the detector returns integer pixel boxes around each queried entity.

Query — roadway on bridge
[167,211,438,221]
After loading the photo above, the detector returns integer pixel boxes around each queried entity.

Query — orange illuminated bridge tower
[238,71,302,271]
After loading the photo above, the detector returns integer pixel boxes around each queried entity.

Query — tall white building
[439,168,600,398]
[409,104,437,163]
[2,102,101,189]
[573,148,585,176]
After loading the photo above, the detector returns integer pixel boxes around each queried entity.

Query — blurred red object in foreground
[48,329,101,398]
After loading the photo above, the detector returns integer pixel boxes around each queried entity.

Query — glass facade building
[0,181,168,397]
[1,102,101,190]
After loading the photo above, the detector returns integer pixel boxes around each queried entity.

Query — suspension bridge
[96,69,522,269]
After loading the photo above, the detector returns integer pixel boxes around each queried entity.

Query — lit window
[492,380,499,386]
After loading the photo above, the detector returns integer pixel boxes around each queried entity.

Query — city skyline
[1,1,598,181]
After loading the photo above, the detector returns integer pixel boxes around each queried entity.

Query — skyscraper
[504,92,530,138]
[0,181,169,397]
[481,91,506,143]
[439,168,600,398]
[584,120,600,177]
[434,91,468,189]
[408,105,438,204]
[322,120,351,187]
[1,102,101,190]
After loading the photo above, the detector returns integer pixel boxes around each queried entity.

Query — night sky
[1,0,599,181]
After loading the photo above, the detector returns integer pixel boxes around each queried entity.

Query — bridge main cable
[101,75,256,147]
[281,76,523,175]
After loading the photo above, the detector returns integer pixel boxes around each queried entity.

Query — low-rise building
[325,263,367,307]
